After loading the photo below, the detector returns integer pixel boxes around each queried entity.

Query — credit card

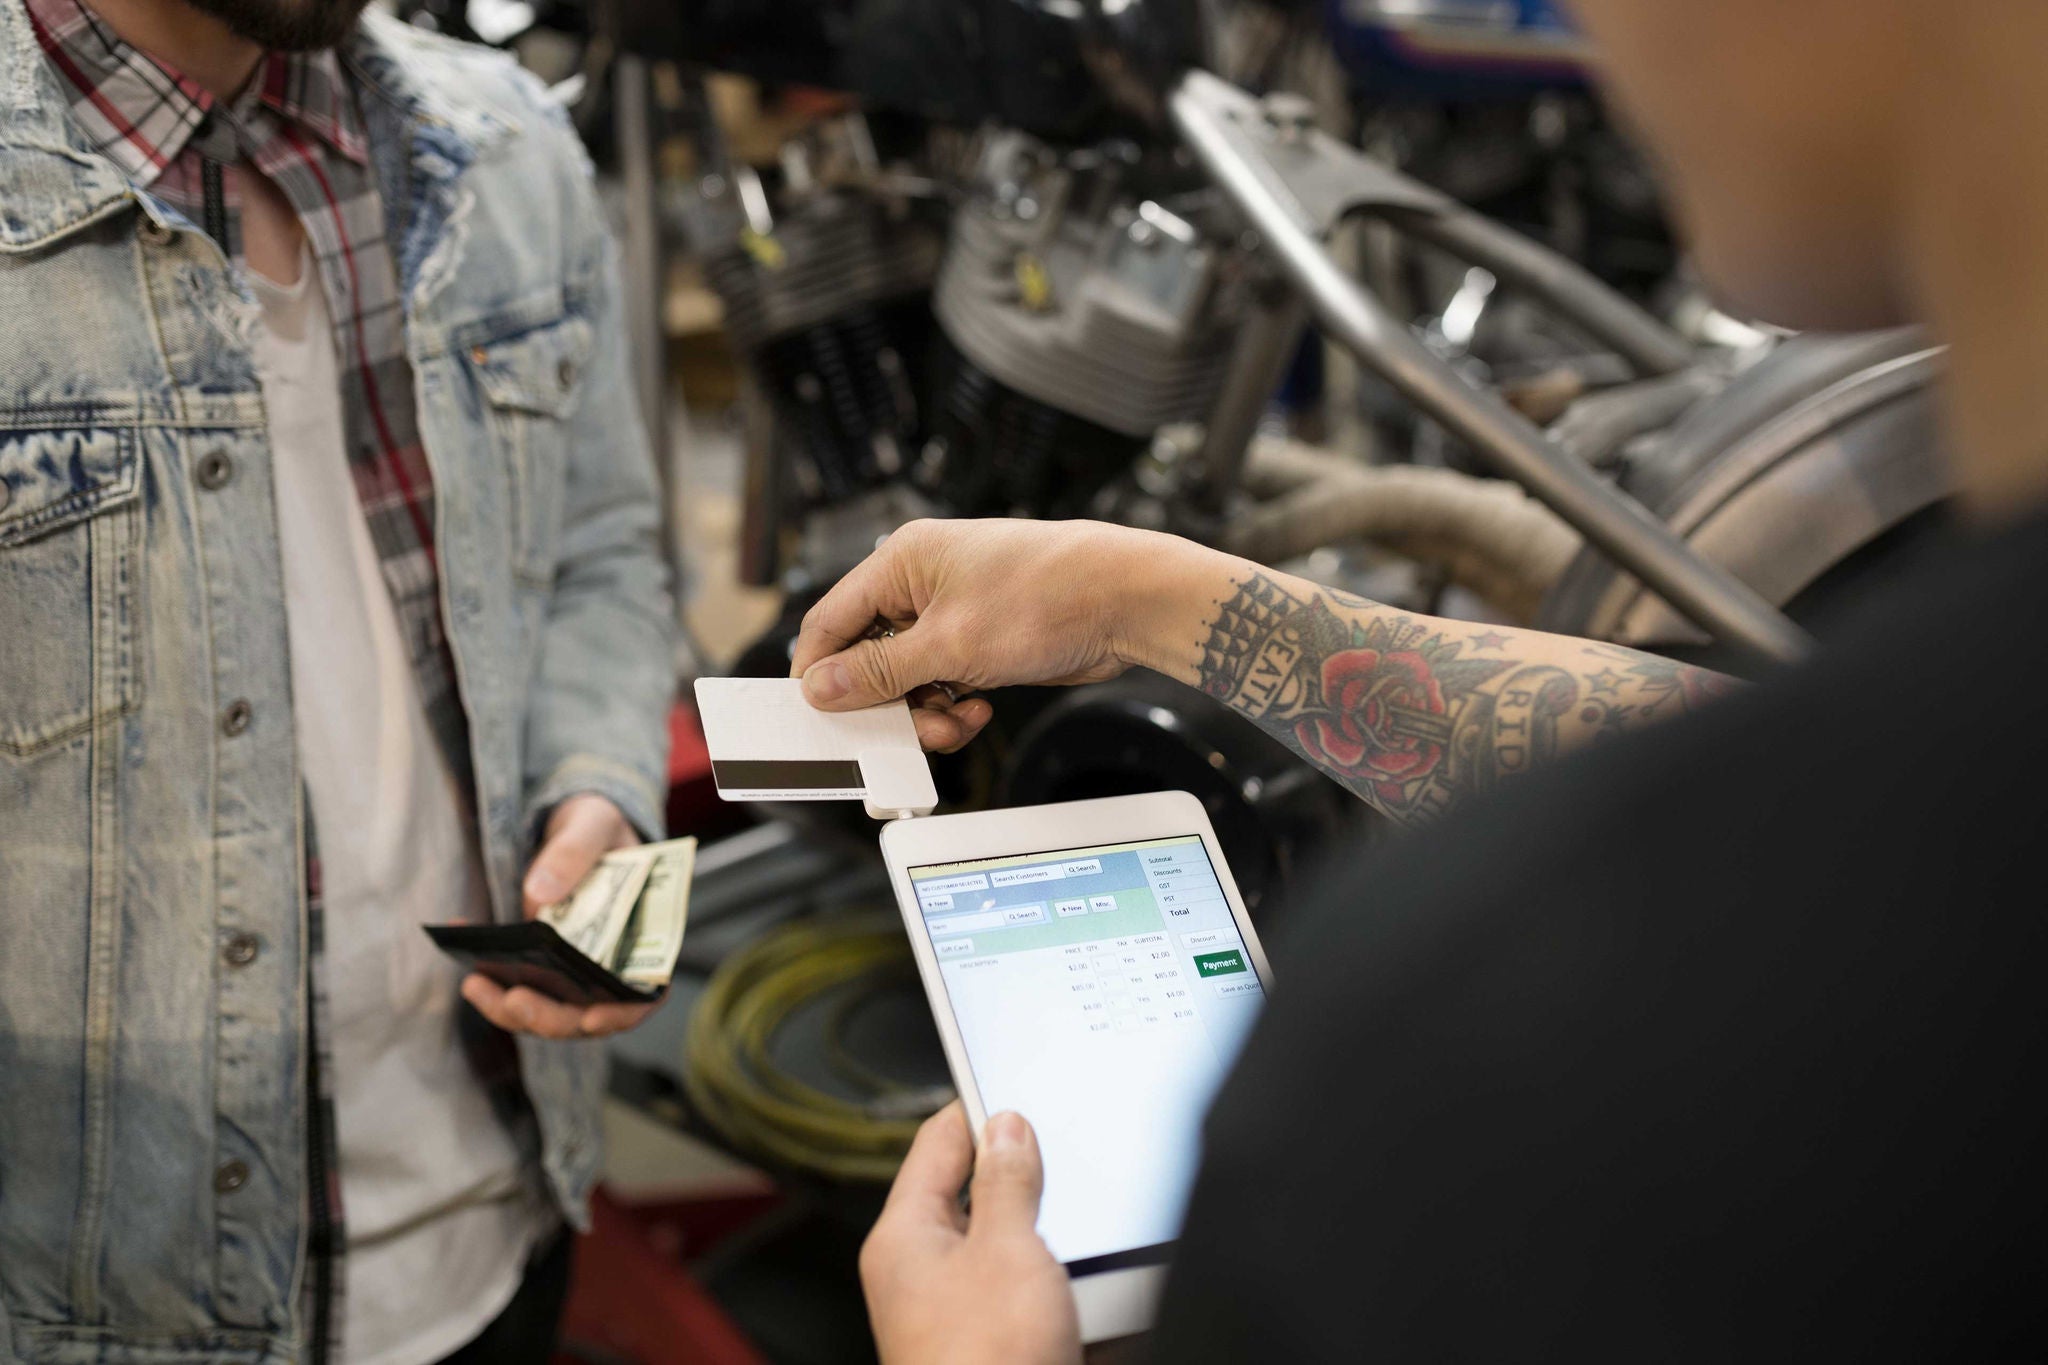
[692,677,935,816]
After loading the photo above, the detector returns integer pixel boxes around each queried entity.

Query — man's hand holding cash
[460,793,671,1039]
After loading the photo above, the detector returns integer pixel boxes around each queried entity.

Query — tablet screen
[909,834,1267,1272]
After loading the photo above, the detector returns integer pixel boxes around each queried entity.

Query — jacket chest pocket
[0,424,143,757]
[466,315,594,590]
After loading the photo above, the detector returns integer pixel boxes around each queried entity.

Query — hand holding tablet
[696,683,1271,1341]
[862,1103,1083,1365]
[881,792,1273,1343]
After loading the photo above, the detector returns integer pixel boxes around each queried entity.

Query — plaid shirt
[25,1,478,1357]
[24,0,467,781]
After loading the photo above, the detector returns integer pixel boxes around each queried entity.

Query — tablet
[880,792,1273,1343]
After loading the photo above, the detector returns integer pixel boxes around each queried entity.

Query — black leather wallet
[424,922,664,1007]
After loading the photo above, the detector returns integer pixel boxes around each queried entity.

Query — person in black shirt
[802,1,2048,1359]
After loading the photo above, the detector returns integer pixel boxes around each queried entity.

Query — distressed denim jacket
[0,6,676,1361]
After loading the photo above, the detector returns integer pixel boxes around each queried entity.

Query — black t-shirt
[1154,512,2048,1360]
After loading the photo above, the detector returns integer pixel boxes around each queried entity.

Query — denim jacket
[0,5,676,1360]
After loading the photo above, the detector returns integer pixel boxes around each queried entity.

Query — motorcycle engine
[924,132,1256,516]
[676,124,947,505]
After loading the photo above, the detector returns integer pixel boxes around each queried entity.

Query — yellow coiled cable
[682,915,951,1182]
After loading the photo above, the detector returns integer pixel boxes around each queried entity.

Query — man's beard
[183,0,374,52]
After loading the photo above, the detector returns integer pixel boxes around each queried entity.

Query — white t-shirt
[252,254,551,1365]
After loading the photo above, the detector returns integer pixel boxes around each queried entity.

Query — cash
[536,836,698,988]
[617,842,695,986]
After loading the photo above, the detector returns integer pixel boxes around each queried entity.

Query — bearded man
[0,0,677,1359]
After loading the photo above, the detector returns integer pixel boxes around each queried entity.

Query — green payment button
[1192,949,1248,978]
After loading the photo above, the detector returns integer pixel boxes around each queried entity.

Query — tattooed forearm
[1193,572,1737,824]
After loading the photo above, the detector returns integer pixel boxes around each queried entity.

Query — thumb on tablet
[970,1111,1047,1240]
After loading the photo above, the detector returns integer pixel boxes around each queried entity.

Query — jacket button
[223,933,260,967]
[469,345,489,365]
[214,1160,249,1194]
[196,450,235,490]
[138,217,176,247]
[556,358,577,388]
[220,699,253,737]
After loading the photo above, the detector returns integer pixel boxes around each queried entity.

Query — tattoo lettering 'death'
[1196,573,1735,824]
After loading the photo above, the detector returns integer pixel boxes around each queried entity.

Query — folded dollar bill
[426,836,698,1005]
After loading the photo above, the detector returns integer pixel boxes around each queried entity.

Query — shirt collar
[23,0,366,188]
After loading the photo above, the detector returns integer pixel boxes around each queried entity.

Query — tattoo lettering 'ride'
[1196,573,1734,824]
